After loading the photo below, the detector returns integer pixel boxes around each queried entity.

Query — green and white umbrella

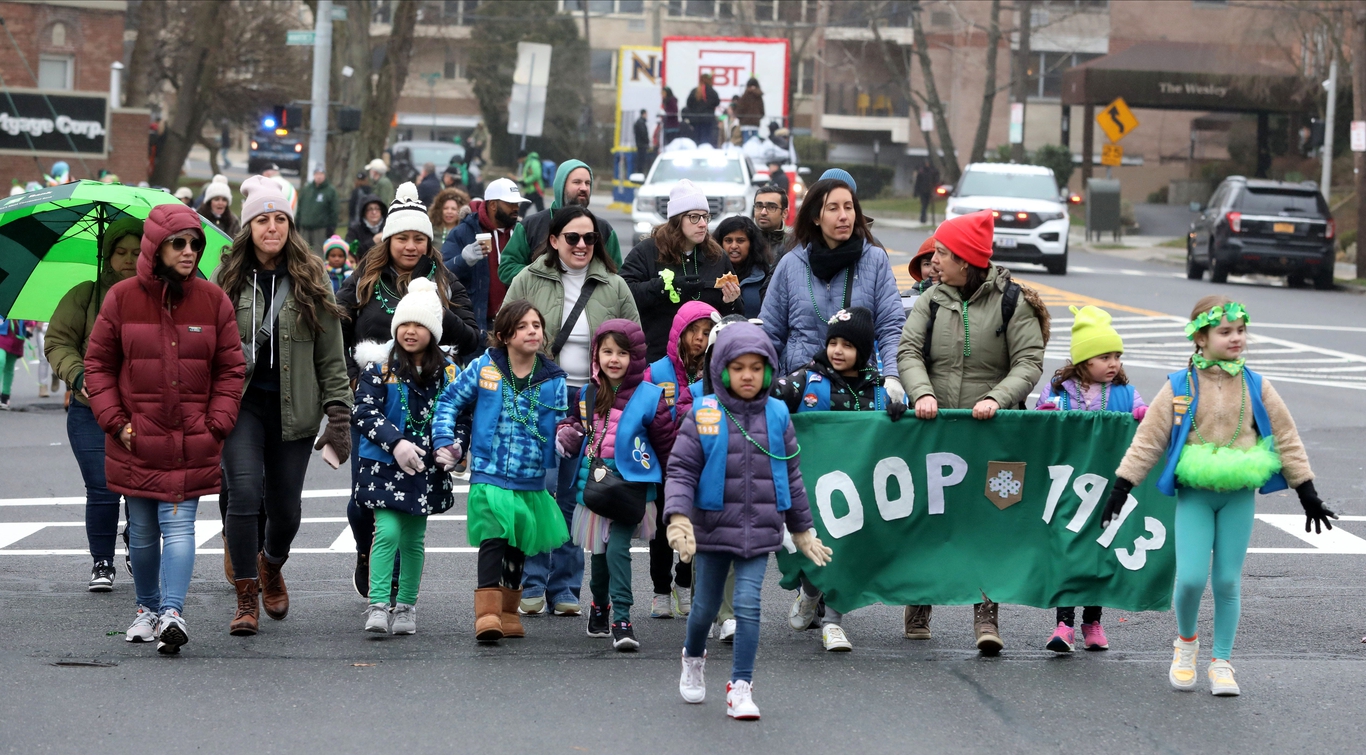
[0,180,231,320]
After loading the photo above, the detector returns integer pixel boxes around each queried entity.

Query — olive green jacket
[504,254,640,351]
[896,265,1045,410]
[223,270,353,441]
[44,270,125,406]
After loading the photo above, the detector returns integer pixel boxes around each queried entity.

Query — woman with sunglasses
[620,180,742,365]
[504,204,640,617]
[212,175,354,637]
[84,202,246,653]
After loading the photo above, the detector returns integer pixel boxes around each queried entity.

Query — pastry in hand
[714,272,740,288]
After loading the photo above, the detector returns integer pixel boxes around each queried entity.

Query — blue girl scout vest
[471,353,563,470]
[797,370,887,413]
[359,362,460,465]
[648,356,703,420]
[1054,383,1135,412]
[691,395,792,512]
[576,381,666,483]
[1156,367,1288,497]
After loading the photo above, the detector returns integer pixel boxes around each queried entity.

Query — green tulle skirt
[1175,436,1282,492]
[466,483,569,556]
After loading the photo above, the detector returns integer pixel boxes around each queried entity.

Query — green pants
[1174,487,1255,660]
[369,509,427,606]
[589,520,635,622]
[1,350,17,396]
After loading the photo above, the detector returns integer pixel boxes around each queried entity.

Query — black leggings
[649,504,691,594]
[1057,606,1103,627]
[220,387,314,579]
[477,538,525,589]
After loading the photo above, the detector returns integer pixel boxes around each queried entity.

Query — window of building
[38,55,72,90]
[590,49,615,85]
[686,0,715,17]
[441,0,478,24]
[444,47,466,79]
[617,0,644,11]
[798,58,815,95]
[777,0,817,24]
[50,22,66,47]
[754,0,776,21]
[930,10,953,27]
[1029,51,1102,99]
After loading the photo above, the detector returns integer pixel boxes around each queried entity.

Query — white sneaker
[552,601,581,617]
[822,624,853,651]
[125,605,158,643]
[726,680,760,720]
[1207,659,1241,696]
[1169,637,1198,690]
[390,603,417,635]
[519,595,546,615]
[788,591,820,631]
[679,649,706,703]
[651,593,673,618]
[718,618,736,642]
[156,609,188,654]
[672,585,691,616]
[364,603,391,633]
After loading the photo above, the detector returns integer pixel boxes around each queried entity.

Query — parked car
[389,140,467,185]
[247,127,303,174]
[943,162,1072,275]
[630,141,759,242]
[1187,176,1335,289]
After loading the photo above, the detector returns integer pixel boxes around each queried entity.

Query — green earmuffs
[721,363,773,391]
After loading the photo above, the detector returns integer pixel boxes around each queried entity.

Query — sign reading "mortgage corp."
[0,91,108,156]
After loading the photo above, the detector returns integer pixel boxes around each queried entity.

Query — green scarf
[1191,353,1245,375]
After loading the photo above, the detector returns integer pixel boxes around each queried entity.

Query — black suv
[1187,177,1336,289]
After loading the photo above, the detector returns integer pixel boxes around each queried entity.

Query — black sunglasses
[560,232,599,248]
[169,237,206,253]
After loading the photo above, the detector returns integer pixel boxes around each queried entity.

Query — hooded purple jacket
[561,318,677,465]
[663,321,814,558]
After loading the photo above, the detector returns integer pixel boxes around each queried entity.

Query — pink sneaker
[1045,622,1075,653]
[1080,621,1109,650]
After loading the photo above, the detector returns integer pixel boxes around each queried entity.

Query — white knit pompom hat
[380,182,434,241]
[202,174,231,202]
[390,276,443,342]
[667,179,709,219]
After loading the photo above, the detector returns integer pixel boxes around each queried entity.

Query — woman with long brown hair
[214,175,354,637]
[620,180,741,363]
[337,181,481,596]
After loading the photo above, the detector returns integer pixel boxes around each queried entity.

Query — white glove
[883,376,906,405]
[461,242,486,266]
[393,440,427,475]
[434,444,462,471]
[791,529,833,567]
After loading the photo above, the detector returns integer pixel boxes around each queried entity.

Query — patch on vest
[1173,394,1191,416]
[803,393,819,407]
[479,364,501,391]
[984,461,1025,509]
[660,382,677,405]
[808,373,822,382]
[695,407,721,436]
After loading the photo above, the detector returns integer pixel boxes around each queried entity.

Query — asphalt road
[3,208,1365,753]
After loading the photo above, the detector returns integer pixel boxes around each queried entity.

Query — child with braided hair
[1100,294,1337,696]
[432,299,570,643]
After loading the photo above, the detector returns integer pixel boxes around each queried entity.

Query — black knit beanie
[825,306,875,369]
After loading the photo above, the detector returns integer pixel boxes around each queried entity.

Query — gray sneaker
[364,603,391,634]
[651,594,673,618]
[390,603,417,635]
[156,609,188,654]
[125,605,159,643]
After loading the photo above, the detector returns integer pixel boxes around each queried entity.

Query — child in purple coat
[664,320,831,721]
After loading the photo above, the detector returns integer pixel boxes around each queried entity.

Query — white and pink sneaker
[726,680,760,720]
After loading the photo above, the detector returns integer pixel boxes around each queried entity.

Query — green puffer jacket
[896,265,1046,410]
[503,253,640,349]
[222,269,353,441]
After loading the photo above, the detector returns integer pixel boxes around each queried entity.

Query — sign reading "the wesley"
[0,92,108,156]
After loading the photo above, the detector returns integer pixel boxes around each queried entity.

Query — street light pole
[1322,56,1337,203]
[308,0,333,177]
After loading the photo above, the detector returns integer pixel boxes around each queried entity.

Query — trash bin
[1086,179,1121,242]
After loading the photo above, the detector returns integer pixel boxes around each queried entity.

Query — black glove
[886,400,907,422]
[1099,477,1135,529]
[315,403,352,459]
[679,275,704,299]
[1295,479,1338,534]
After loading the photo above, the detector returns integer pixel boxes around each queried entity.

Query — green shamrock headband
[1184,302,1249,340]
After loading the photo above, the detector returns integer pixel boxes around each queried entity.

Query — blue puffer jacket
[443,207,491,330]
[759,239,905,379]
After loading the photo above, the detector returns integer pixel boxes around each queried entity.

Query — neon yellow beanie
[1069,305,1123,364]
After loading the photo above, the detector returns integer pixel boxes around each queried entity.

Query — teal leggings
[1173,487,1255,660]
[589,520,635,623]
[369,509,427,606]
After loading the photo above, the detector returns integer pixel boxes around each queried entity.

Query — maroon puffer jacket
[84,203,246,502]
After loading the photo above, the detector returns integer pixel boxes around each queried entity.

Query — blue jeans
[522,386,585,603]
[126,496,199,614]
[67,401,122,562]
[685,551,767,683]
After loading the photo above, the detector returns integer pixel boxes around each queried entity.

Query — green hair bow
[1184,302,1249,340]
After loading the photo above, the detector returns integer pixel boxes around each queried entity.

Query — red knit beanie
[935,209,994,268]
[909,235,936,281]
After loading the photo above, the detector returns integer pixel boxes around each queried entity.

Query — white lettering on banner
[925,452,968,515]
[0,112,104,139]
[1064,474,1107,533]
[815,471,864,539]
[1114,517,1167,570]
[873,456,915,520]
[1042,465,1074,524]
[1095,494,1138,548]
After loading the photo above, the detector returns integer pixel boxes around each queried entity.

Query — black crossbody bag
[579,381,648,525]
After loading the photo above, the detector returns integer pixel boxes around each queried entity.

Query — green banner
[775,410,1175,614]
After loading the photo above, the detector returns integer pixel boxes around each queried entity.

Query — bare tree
[969,0,1003,165]
[1010,0,1033,162]
[908,6,961,183]
[123,0,162,108]
[1354,4,1366,278]
[326,0,376,189]
[149,1,230,187]
[357,0,419,172]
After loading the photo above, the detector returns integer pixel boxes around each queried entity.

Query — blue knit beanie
[819,168,857,195]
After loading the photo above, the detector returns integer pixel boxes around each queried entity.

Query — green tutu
[1175,436,1282,492]
[466,483,569,556]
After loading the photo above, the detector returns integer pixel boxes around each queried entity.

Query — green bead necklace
[1188,369,1247,448]
[720,405,800,460]
[961,302,971,357]
[495,355,550,442]
[399,382,434,437]
[805,264,852,324]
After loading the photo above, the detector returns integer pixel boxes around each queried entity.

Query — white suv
[631,141,759,241]
[944,162,1071,275]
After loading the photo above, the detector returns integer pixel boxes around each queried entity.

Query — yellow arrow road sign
[1097,97,1139,143]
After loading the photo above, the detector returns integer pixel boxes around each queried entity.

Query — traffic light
[272,104,304,129]
[1305,118,1325,153]
[338,107,361,133]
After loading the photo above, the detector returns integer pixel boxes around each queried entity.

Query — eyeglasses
[683,212,711,225]
[168,236,205,253]
[560,232,599,248]
[754,202,783,213]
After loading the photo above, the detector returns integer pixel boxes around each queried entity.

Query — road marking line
[1250,515,1366,554]
[0,523,46,549]
[0,486,471,507]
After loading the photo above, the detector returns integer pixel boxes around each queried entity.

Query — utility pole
[1354,5,1366,279]
[308,0,334,177]
[1321,56,1337,203]
[1010,0,1034,162]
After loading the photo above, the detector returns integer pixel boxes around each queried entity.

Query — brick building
[0,0,149,186]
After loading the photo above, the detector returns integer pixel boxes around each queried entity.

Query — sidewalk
[1075,228,1363,283]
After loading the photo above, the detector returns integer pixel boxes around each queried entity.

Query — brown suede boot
[258,553,289,620]
[974,601,1003,655]
[474,588,504,642]
[500,588,526,638]
[222,534,234,586]
[229,578,259,636]
[904,605,932,640]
